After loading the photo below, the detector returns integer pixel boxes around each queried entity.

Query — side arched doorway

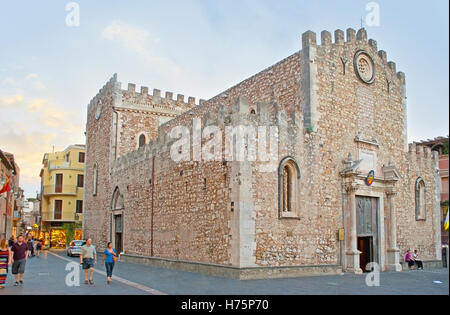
[111,187,124,254]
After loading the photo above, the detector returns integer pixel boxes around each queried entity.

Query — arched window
[111,187,124,210]
[138,134,146,148]
[415,177,426,221]
[93,163,98,196]
[278,157,300,218]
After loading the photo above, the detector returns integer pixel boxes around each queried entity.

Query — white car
[67,240,86,257]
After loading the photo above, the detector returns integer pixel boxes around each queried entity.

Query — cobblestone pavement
[1,250,448,295]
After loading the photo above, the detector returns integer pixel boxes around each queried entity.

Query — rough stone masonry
[83,28,442,279]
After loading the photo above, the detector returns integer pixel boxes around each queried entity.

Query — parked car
[67,240,86,257]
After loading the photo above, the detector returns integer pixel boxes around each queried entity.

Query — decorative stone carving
[354,50,376,84]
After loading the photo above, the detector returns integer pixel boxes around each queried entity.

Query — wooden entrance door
[114,214,123,254]
[356,196,378,272]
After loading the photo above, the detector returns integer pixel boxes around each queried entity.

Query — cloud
[25,73,38,80]
[0,115,85,197]
[24,100,81,130]
[102,20,181,76]
[0,96,85,197]
[37,108,70,128]
[24,73,46,90]
[1,77,17,86]
[32,81,46,90]
[0,94,25,108]
[26,98,49,112]
[0,130,57,181]
[102,19,150,46]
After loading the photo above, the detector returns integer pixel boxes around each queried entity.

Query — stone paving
[1,250,448,295]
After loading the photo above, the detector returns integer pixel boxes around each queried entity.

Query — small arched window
[415,177,426,221]
[111,187,124,210]
[93,163,98,196]
[138,134,146,148]
[278,157,300,218]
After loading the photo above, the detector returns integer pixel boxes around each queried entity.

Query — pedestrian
[8,236,15,248]
[80,238,96,285]
[102,242,117,284]
[10,235,29,286]
[413,250,423,270]
[0,239,11,289]
[35,239,42,257]
[31,238,35,256]
[41,239,48,259]
[405,250,415,270]
[27,237,34,257]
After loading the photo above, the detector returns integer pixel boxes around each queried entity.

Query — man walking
[80,238,96,285]
[10,235,29,286]
[27,238,34,257]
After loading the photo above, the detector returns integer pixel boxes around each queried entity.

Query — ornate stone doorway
[340,154,401,273]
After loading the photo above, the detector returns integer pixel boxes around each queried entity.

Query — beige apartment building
[39,144,85,248]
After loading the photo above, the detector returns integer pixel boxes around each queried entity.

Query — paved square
[0,251,448,295]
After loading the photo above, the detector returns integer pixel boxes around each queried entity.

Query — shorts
[82,258,95,270]
[12,259,26,274]
[408,260,415,267]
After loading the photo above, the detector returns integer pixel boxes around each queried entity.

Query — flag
[445,210,449,231]
[0,176,11,194]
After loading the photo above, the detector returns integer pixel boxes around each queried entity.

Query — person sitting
[405,250,415,270]
[413,250,423,270]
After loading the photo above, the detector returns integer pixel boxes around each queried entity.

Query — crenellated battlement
[122,82,204,108]
[88,74,205,120]
[110,96,298,174]
[87,73,119,113]
[407,142,438,163]
[301,28,405,85]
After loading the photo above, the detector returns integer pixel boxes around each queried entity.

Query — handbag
[112,252,118,262]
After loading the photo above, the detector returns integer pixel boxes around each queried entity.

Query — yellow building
[39,144,85,248]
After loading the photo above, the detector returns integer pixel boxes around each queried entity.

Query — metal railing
[43,185,80,195]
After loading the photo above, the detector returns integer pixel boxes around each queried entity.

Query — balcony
[48,162,83,172]
[43,185,81,196]
[41,211,82,222]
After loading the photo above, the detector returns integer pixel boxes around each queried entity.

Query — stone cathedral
[83,28,442,279]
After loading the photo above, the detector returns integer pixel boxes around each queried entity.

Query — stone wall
[84,27,441,275]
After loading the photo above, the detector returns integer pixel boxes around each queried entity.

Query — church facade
[83,28,442,279]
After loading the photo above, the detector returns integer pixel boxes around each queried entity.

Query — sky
[0,0,448,198]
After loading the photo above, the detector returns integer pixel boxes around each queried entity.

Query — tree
[443,142,449,155]
[63,222,83,246]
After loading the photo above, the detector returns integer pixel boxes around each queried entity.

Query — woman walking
[35,240,42,257]
[0,239,11,289]
[103,242,117,284]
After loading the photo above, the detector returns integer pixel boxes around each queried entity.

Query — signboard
[338,228,345,241]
